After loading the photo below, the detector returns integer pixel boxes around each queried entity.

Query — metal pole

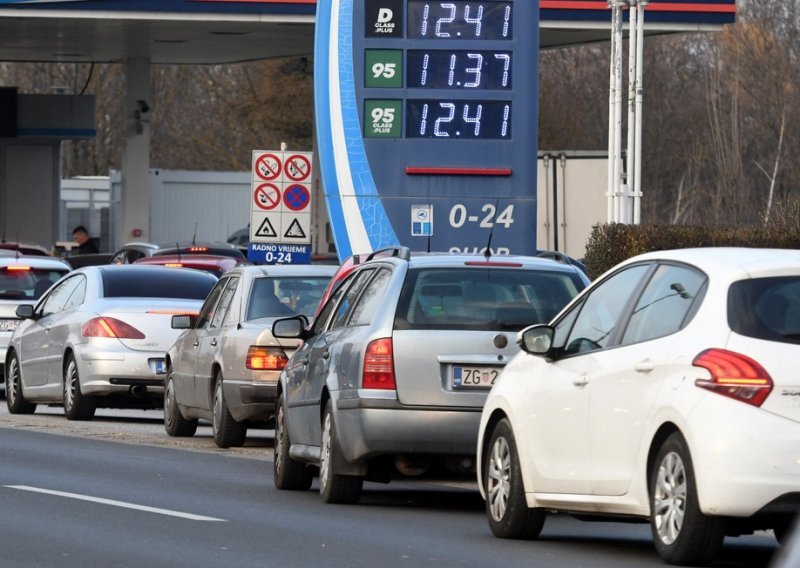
[606,0,618,223]
[625,0,637,225]
[633,1,646,224]
[613,1,625,223]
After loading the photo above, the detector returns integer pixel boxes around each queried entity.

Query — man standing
[72,225,99,254]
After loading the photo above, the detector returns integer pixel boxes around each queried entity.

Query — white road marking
[4,485,226,522]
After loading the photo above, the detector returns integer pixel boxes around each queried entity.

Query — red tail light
[188,246,208,253]
[6,265,31,271]
[82,317,145,339]
[362,338,396,390]
[246,346,289,370]
[693,348,773,407]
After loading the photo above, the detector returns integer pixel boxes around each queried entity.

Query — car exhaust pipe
[130,385,147,397]
[395,454,429,477]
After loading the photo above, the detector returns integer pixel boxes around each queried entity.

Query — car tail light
[246,346,289,370]
[82,317,145,339]
[362,338,396,390]
[164,263,183,268]
[6,265,31,271]
[693,348,773,407]
[464,260,523,267]
[188,246,208,253]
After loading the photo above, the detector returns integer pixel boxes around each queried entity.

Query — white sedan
[477,247,800,566]
[5,265,217,420]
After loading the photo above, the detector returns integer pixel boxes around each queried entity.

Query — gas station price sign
[314,0,538,259]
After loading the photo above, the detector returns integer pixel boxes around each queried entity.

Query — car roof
[622,247,800,280]
[392,252,586,274]
[0,255,70,270]
[228,264,338,278]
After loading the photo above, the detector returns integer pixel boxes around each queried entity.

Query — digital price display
[406,50,512,89]
[406,100,511,138]
[407,1,513,40]
[315,0,538,259]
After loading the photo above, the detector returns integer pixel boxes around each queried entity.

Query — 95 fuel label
[364,99,402,138]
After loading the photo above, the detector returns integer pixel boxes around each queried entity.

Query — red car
[134,254,248,278]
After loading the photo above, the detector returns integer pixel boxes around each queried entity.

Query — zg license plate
[0,318,20,332]
[452,366,500,389]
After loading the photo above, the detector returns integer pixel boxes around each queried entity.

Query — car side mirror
[172,314,197,329]
[518,324,554,356]
[15,304,35,319]
[273,316,310,340]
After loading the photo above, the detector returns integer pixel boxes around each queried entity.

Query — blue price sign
[315,0,539,260]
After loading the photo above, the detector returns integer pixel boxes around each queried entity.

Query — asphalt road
[0,403,780,568]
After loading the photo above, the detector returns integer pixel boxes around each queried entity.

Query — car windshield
[246,276,331,320]
[728,276,800,345]
[395,267,585,331]
[0,267,68,300]
[102,268,217,300]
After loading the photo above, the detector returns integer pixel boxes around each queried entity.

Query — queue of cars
[2,242,798,566]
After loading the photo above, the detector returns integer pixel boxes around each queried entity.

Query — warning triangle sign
[255,217,278,238]
[284,219,307,239]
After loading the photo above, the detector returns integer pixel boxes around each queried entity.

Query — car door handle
[301,357,309,366]
[193,339,200,347]
[635,360,655,373]
[573,374,589,387]
[322,350,330,360]
[210,339,217,347]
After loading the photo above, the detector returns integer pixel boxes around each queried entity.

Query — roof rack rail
[535,250,571,266]
[362,246,411,263]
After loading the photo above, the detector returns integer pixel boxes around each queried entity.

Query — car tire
[5,352,36,414]
[164,371,198,437]
[63,354,96,421]
[273,393,313,491]
[650,432,725,566]
[319,400,363,504]
[483,418,546,539]
[212,376,246,448]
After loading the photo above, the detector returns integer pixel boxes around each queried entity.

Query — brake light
[362,338,396,390]
[188,246,208,253]
[6,265,31,271]
[146,310,199,316]
[246,346,289,370]
[464,261,523,267]
[82,317,145,339]
[164,263,183,268]
[693,348,773,407]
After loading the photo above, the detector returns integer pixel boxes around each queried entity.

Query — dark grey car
[272,248,589,503]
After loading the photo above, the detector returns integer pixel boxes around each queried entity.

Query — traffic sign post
[249,149,313,263]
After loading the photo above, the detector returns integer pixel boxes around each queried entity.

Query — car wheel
[484,418,545,539]
[164,371,197,437]
[5,352,36,414]
[319,400,362,504]
[212,376,246,448]
[273,393,313,491]
[650,432,725,566]
[63,354,96,421]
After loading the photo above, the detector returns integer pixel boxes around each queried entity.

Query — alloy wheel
[320,412,332,491]
[487,435,512,522]
[653,451,687,545]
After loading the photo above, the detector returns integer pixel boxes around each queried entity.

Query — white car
[5,265,217,420]
[477,247,800,566]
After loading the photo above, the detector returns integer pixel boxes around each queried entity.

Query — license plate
[150,359,166,374]
[0,318,20,332]
[452,366,501,389]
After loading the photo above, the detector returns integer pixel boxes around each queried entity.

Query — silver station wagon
[272,248,589,503]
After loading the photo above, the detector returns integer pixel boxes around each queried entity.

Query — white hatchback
[477,248,800,566]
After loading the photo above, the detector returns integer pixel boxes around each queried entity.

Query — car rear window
[728,276,800,344]
[102,267,217,300]
[246,276,332,320]
[0,267,69,300]
[395,267,585,331]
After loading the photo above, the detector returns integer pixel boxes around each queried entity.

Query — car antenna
[176,241,182,263]
[484,198,500,260]
[191,222,198,246]
[427,235,431,253]
[14,231,20,260]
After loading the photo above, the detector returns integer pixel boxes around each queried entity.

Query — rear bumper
[76,349,166,396]
[223,379,278,422]
[332,390,482,463]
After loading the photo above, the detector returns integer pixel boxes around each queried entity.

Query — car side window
[349,268,392,326]
[211,277,239,328]
[329,268,376,330]
[311,276,353,335]
[196,277,228,329]
[621,264,706,345]
[39,276,83,316]
[62,275,87,311]
[563,264,650,356]
[111,251,126,264]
